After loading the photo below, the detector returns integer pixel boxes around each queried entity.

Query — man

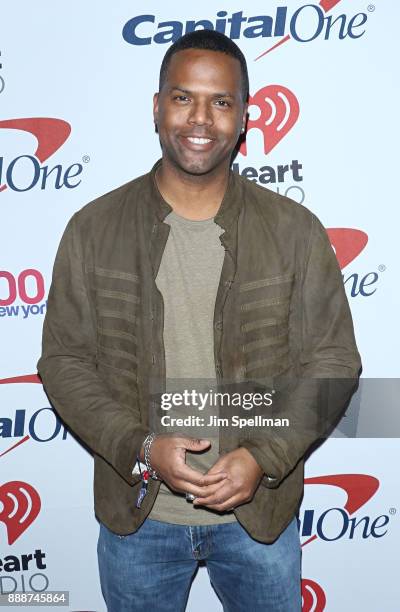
[38,30,361,611]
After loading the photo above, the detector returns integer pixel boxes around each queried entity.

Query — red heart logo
[239,85,299,156]
[0,481,41,544]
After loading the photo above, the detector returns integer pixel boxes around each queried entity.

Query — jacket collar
[147,159,243,232]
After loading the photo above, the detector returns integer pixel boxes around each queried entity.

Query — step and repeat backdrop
[1,1,399,610]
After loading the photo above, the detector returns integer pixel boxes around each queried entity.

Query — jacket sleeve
[239,214,362,487]
[37,213,150,486]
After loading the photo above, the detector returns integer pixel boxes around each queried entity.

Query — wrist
[142,432,160,480]
[238,446,263,476]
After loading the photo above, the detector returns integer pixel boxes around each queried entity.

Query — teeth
[187,137,212,144]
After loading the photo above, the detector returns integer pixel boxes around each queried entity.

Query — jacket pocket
[239,273,294,378]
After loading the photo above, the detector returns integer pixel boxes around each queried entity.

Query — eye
[173,95,190,102]
[215,99,231,107]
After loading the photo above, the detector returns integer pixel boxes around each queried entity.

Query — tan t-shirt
[148,210,237,525]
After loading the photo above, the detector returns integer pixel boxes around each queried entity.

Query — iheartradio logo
[302,578,326,612]
[240,85,299,156]
[0,481,41,544]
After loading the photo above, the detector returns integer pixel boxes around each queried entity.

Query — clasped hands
[144,434,264,512]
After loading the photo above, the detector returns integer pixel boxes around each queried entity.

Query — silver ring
[185,493,195,502]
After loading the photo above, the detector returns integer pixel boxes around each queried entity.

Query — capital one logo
[240,85,300,156]
[123,1,369,54]
[300,474,389,544]
[0,118,84,193]
[0,482,41,544]
[302,578,326,612]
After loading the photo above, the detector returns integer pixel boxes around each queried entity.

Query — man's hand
[192,447,263,511]
[143,434,228,498]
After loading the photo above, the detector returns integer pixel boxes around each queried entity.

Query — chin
[180,155,223,177]
[182,164,213,176]
[171,158,210,176]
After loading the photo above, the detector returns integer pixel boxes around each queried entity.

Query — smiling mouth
[186,136,213,145]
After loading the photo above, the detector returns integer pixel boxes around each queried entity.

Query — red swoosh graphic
[305,474,379,514]
[0,436,30,459]
[255,0,344,61]
[0,374,41,384]
[0,117,71,191]
[327,228,368,269]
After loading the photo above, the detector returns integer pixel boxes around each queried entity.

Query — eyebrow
[169,86,235,99]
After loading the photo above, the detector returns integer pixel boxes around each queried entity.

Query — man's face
[154,48,247,177]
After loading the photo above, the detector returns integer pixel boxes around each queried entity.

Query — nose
[187,99,213,127]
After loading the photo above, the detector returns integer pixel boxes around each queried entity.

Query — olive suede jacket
[37,160,361,543]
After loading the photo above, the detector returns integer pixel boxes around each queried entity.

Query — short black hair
[159,30,249,103]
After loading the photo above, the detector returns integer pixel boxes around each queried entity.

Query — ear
[153,92,159,124]
[241,102,249,133]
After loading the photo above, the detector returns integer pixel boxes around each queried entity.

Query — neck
[155,159,230,220]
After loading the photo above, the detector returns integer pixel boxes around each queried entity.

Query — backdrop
[1,1,399,610]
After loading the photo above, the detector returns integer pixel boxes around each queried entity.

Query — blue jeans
[97,517,301,612]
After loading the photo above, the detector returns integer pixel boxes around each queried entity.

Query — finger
[182,438,211,451]
[184,479,231,500]
[194,493,243,512]
[193,481,234,507]
[205,458,228,475]
[173,472,228,496]
[177,464,227,487]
